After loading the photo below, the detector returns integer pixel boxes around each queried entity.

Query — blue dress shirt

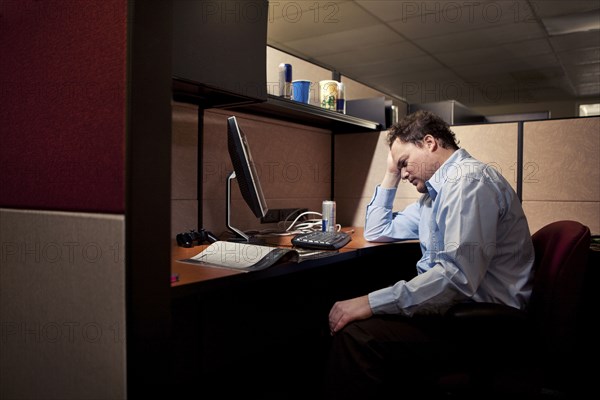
[365,149,534,316]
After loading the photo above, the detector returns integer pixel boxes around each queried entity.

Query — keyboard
[291,230,351,250]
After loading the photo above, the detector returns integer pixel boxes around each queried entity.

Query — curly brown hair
[387,110,459,150]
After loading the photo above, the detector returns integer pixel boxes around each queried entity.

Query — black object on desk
[176,229,218,248]
[292,230,351,250]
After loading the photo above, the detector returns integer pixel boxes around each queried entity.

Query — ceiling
[266,0,600,109]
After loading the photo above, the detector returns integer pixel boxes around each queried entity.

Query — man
[325,110,534,397]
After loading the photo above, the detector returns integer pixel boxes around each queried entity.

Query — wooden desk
[170,227,406,296]
[170,228,421,397]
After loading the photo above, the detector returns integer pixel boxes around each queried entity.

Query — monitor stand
[225,171,265,244]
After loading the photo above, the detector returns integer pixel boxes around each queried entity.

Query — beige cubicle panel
[171,102,200,238]
[335,130,421,228]
[0,209,126,400]
[172,102,332,238]
[522,117,600,235]
[201,109,331,236]
[451,122,520,193]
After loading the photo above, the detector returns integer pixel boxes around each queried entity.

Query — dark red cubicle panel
[0,0,127,213]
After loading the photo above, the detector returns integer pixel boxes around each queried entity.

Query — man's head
[386,110,459,150]
[387,111,459,193]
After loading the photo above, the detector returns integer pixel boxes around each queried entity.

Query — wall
[335,130,420,227]
[171,102,200,237]
[452,122,520,193]
[171,103,332,239]
[522,117,600,234]
[473,100,581,120]
[0,1,127,398]
[0,210,126,399]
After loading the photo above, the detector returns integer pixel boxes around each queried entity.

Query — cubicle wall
[171,103,333,237]
[522,117,600,234]
[175,106,599,237]
[0,1,129,398]
[172,102,201,237]
[335,130,421,228]
[452,122,520,192]
[0,210,126,399]
[334,117,600,236]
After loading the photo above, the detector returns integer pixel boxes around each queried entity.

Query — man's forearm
[381,171,402,189]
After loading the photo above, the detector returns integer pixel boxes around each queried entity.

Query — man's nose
[400,167,409,180]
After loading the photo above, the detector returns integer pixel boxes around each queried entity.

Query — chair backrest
[528,220,591,352]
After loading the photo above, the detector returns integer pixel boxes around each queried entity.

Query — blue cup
[291,80,311,104]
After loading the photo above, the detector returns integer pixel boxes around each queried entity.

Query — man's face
[390,137,439,193]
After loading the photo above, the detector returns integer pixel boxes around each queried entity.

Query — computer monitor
[226,116,268,242]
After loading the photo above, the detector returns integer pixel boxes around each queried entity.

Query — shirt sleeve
[368,174,504,316]
[364,185,420,242]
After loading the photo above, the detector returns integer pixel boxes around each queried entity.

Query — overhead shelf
[227,94,383,134]
[172,78,383,134]
[172,78,264,109]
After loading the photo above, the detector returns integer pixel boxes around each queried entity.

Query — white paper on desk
[182,241,299,271]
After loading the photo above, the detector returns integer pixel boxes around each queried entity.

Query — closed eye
[397,159,407,171]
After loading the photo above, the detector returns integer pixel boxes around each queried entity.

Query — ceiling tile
[370,77,473,105]
[342,55,445,79]
[313,41,426,70]
[541,9,600,36]
[557,48,600,65]
[355,0,415,23]
[524,85,575,100]
[385,1,536,40]
[267,1,379,43]
[549,30,600,51]
[530,0,600,18]
[564,63,600,84]
[412,22,547,54]
[435,39,554,67]
[576,82,600,96]
[451,53,561,78]
[375,68,463,83]
[284,24,403,57]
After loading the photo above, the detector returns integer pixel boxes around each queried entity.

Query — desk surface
[171,227,416,295]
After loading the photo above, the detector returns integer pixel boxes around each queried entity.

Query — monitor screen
[226,116,268,240]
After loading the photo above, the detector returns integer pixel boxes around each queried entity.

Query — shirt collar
[425,148,471,200]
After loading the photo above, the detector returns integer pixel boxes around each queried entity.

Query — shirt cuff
[368,286,400,314]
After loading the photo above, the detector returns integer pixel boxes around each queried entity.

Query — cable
[280,210,343,233]
[284,211,322,232]
[292,219,323,232]
[250,209,343,237]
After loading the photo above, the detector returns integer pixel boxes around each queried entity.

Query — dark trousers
[323,314,454,399]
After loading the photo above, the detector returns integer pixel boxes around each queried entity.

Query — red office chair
[439,220,592,397]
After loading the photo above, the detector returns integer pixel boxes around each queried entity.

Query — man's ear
[423,134,438,152]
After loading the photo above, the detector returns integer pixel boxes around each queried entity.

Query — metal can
[278,63,292,99]
[322,200,336,232]
[336,82,346,113]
